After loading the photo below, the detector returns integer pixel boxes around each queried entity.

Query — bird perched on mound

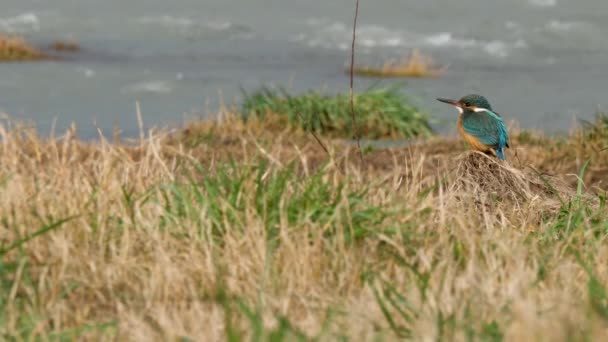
[437,94,509,160]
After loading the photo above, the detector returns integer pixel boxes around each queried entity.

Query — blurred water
[1,0,608,138]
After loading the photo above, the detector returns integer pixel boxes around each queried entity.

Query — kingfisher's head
[437,94,493,113]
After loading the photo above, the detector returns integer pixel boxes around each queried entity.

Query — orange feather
[457,114,493,154]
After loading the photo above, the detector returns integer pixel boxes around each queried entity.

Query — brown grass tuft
[453,151,573,203]
[0,33,45,61]
[351,49,447,78]
[49,40,80,53]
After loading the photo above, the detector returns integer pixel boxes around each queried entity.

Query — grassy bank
[1,110,608,340]
[241,86,432,139]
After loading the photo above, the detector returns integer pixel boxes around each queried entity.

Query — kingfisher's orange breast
[457,114,493,153]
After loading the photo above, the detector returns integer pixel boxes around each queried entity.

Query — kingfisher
[437,94,509,160]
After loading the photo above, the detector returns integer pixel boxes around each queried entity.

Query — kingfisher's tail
[495,148,505,160]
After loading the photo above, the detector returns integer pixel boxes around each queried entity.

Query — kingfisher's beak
[436,98,463,108]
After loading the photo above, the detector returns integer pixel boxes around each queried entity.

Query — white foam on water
[337,43,349,50]
[296,18,413,50]
[0,13,40,33]
[77,67,96,78]
[206,21,233,31]
[506,19,587,36]
[138,15,193,29]
[544,20,583,32]
[122,81,173,94]
[137,16,249,38]
[528,0,557,7]
[297,18,526,58]
[483,41,510,58]
[424,32,476,48]
[505,21,525,36]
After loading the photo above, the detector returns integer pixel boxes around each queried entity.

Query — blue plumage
[462,109,509,160]
[437,94,510,160]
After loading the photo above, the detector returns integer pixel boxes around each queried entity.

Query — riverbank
[1,108,607,340]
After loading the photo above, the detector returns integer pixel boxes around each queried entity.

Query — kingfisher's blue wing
[462,111,509,149]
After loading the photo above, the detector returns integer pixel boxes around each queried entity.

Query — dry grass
[48,40,80,53]
[0,34,45,61]
[352,49,447,78]
[1,113,608,341]
[452,151,577,207]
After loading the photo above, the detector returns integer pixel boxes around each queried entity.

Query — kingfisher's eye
[463,102,470,107]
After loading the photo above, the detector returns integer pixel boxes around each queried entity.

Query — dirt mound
[450,152,578,213]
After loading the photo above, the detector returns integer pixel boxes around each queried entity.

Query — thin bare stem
[350,0,364,166]
[295,112,344,175]
[295,112,330,157]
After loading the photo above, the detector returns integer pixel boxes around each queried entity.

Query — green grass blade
[0,215,79,256]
